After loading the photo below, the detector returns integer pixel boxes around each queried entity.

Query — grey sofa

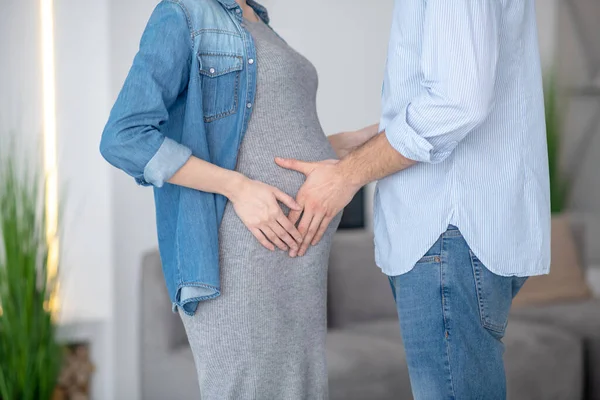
[141,231,600,400]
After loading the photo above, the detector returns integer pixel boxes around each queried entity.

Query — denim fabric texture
[389,226,527,399]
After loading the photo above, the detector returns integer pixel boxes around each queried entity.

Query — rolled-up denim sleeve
[384,0,501,164]
[100,0,192,187]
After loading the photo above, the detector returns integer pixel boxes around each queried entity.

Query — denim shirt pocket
[198,53,243,122]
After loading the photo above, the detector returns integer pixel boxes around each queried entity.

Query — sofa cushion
[504,319,584,400]
[344,318,403,343]
[337,318,583,400]
[328,231,398,329]
[142,346,200,400]
[513,215,592,308]
[141,250,189,355]
[511,299,600,399]
[327,329,412,400]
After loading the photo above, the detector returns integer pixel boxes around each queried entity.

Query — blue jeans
[388,226,527,400]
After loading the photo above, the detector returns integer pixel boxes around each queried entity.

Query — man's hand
[328,124,380,158]
[275,157,361,257]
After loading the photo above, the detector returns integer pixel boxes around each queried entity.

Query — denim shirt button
[248,59,254,65]
[246,102,253,109]
[209,68,216,74]
[235,8,241,13]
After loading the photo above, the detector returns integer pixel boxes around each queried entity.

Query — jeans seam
[440,236,456,399]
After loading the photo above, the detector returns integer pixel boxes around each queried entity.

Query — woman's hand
[229,176,303,252]
[167,156,303,252]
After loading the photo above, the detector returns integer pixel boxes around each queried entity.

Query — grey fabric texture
[328,231,397,328]
[511,299,600,399]
[178,19,340,400]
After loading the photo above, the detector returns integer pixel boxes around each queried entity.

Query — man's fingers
[273,189,301,211]
[299,214,324,256]
[277,215,303,244]
[251,228,275,251]
[297,211,313,237]
[261,227,288,251]
[290,212,313,257]
[311,216,334,246]
[275,157,313,175]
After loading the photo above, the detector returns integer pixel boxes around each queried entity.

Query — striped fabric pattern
[375,0,551,277]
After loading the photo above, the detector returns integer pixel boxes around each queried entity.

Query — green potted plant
[545,75,569,215]
[0,150,63,400]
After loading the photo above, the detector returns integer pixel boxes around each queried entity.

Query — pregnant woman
[100,0,370,398]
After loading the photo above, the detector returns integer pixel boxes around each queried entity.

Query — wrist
[335,161,364,194]
[220,171,248,201]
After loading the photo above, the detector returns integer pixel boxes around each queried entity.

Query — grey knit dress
[179,19,341,400]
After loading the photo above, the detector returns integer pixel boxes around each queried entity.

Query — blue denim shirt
[100,0,269,315]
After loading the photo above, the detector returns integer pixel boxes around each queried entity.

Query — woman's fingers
[271,219,299,251]
[261,226,288,251]
[288,209,303,227]
[277,215,303,244]
[299,213,324,257]
[251,228,275,251]
[311,215,334,246]
[273,189,301,211]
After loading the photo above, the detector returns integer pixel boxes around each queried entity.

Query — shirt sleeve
[384,0,501,164]
[100,0,192,187]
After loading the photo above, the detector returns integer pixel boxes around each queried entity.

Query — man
[276,0,550,398]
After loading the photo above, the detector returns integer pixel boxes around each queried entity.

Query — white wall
[53,0,115,397]
[0,0,42,153]
[108,1,160,399]
[54,0,114,326]
[1,0,115,322]
[1,0,116,398]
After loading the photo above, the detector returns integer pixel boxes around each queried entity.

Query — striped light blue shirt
[375,0,551,277]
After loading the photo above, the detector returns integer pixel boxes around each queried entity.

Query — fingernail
[290,251,297,257]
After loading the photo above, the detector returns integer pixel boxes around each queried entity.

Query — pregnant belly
[233,130,337,198]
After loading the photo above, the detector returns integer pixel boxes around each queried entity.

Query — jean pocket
[414,237,442,265]
[470,251,514,339]
[415,255,441,265]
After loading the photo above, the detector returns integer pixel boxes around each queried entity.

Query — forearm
[328,124,380,158]
[338,132,417,188]
[168,156,245,199]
